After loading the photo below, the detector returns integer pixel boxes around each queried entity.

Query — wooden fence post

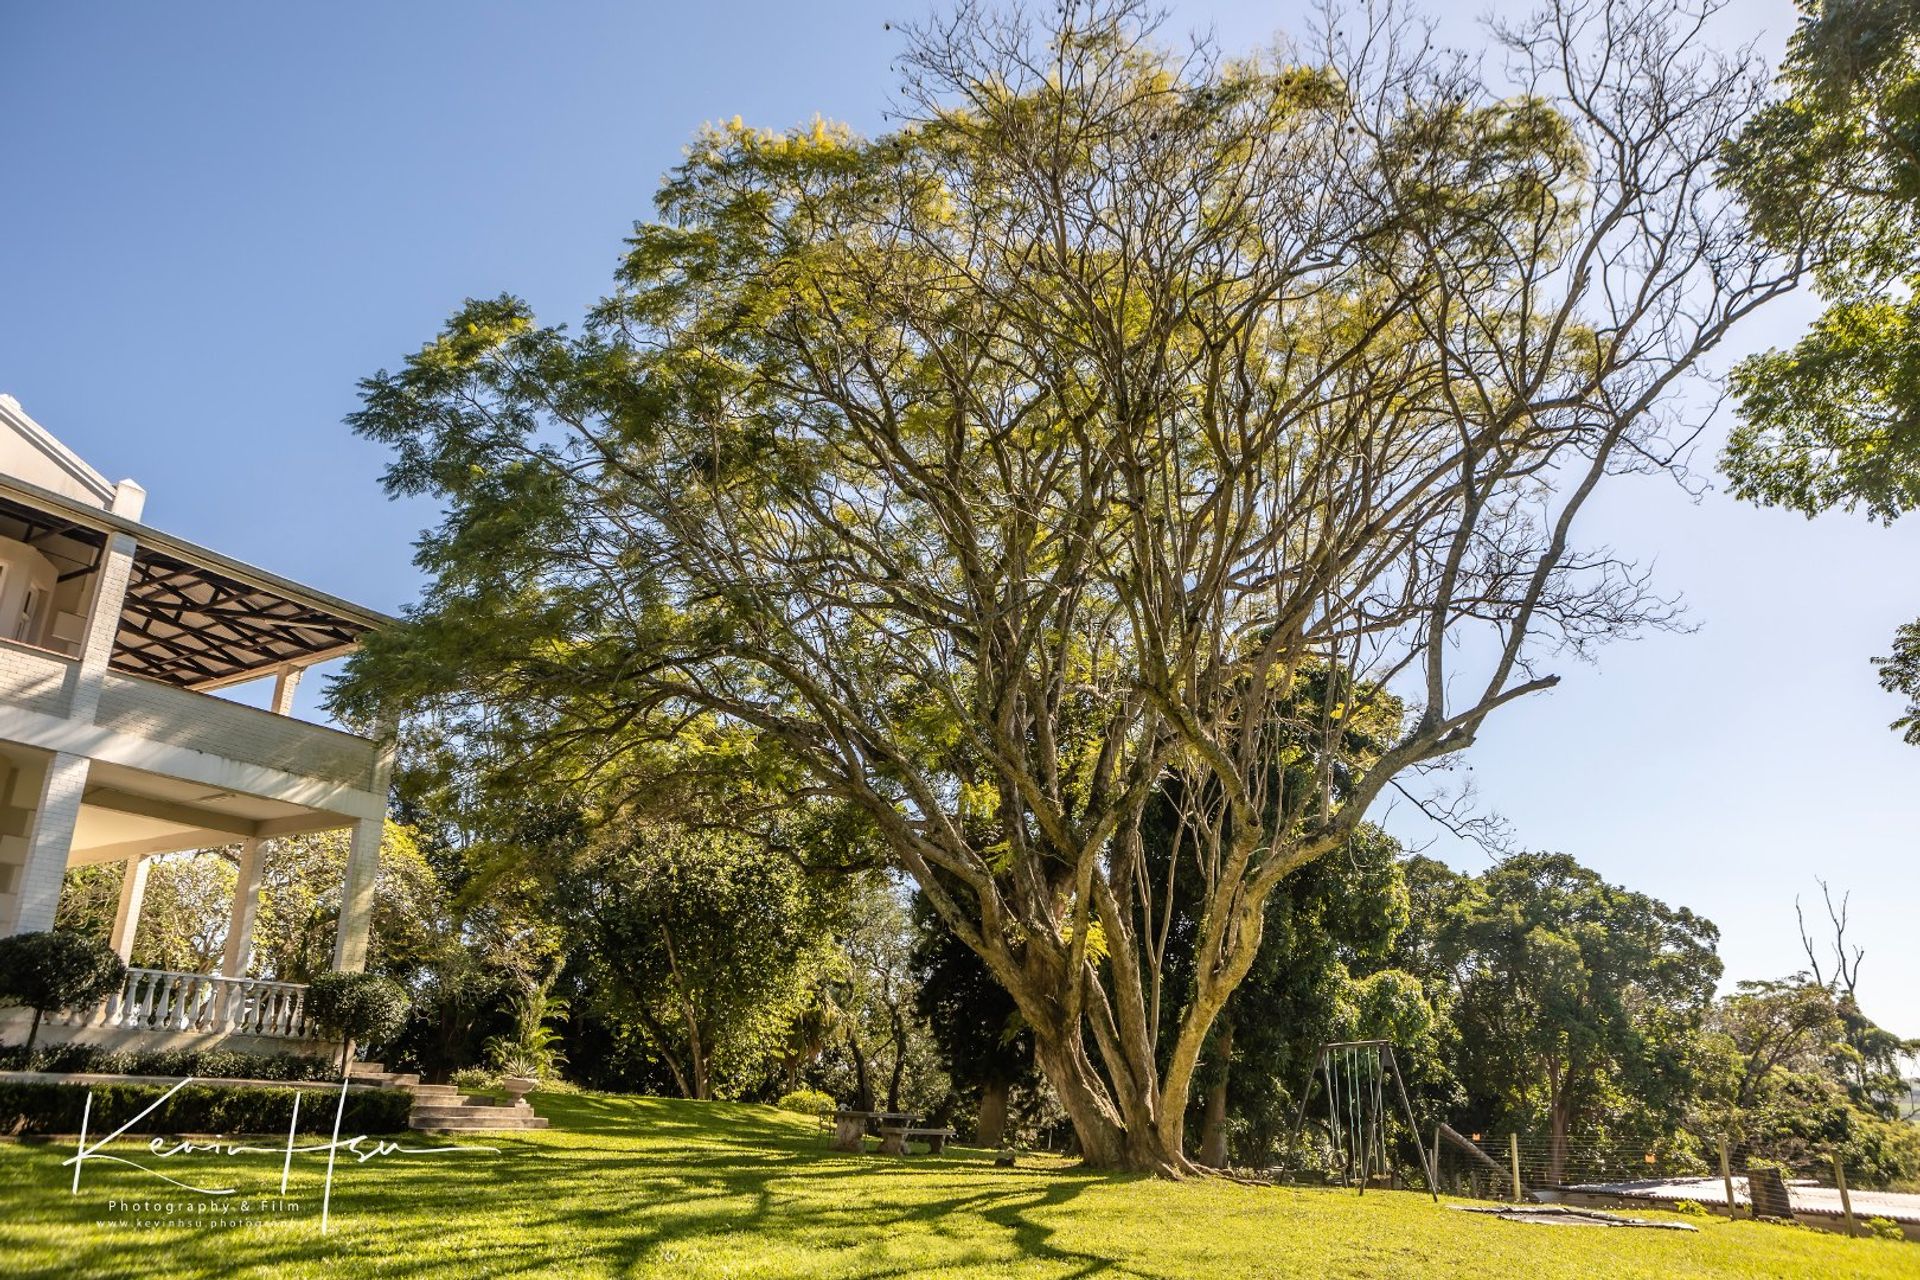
[1833,1154,1857,1238]
[1509,1133,1523,1203]
[1719,1135,1738,1220]
[1358,1110,1372,1196]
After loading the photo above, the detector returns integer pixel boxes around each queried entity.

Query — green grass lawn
[0,1091,1911,1279]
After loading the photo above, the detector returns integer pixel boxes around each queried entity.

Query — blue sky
[3,1,1915,1033]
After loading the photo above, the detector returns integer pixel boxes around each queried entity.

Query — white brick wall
[0,640,74,718]
[94,673,378,789]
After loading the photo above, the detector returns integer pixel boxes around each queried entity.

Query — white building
[0,394,392,1052]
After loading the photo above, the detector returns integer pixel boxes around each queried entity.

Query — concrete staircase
[349,1062,550,1134]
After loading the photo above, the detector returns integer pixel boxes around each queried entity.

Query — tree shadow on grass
[977,1175,1150,1280]
[0,1095,1145,1280]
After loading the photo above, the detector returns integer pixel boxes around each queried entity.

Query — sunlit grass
[0,1091,1909,1278]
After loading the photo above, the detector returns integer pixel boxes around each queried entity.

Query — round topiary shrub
[304,971,410,1073]
[0,930,126,1053]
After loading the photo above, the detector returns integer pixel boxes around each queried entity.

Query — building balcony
[94,669,381,794]
[0,637,381,799]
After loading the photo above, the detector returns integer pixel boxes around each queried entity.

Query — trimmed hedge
[0,1080,412,1137]
[0,1044,339,1081]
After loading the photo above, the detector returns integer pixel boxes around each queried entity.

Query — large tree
[557,820,839,1100]
[1720,0,1920,739]
[336,0,1795,1171]
[1434,853,1722,1184]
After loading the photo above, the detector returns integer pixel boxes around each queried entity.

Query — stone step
[349,1062,386,1075]
[408,1102,535,1120]
[409,1112,549,1131]
[350,1070,422,1087]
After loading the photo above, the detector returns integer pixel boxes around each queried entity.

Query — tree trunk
[629,1001,693,1098]
[1197,1022,1233,1168]
[25,1006,43,1055]
[885,1002,908,1113]
[938,832,1269,1176]
[661,925,709,1099]
[977,1079,1010,1148]
[848,1031,875,1112]
[1032,1030,1191,1174]
[1547,1086,1572,1186]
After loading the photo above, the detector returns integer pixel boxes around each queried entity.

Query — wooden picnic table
[829,1108,918,1152]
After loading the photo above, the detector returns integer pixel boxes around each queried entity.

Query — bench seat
[878,1125,957,1155]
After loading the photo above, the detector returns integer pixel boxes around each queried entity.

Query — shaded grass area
[0,1091,1910,1279]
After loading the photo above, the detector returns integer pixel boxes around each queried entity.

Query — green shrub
[0,1080,411,1136]
[777,1089,835,1116]
[0,931,126,1053]
[1670,1199,1709,1217]
[1865,1216,1905,1241]
[305,972,411,1071]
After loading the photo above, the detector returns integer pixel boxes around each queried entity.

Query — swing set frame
[1285,1039,1436,1201]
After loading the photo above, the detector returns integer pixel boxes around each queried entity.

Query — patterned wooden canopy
[111,546,371,687]
[0,480,384,689]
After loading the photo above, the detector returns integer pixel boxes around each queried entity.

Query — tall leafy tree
[1434,853,1722,1184]
[132,853,234,973]
[1721,0,1920,739]
[1711,977,1846,1110]
[336,0,1795,1170]
[558,821,839,1099]
[1707,974,1920,1186]
[1790,881,1917,1109]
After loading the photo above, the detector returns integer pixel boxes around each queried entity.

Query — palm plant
[484,979,569,1082]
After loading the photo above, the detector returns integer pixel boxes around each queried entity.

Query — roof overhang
[0,473,393,690]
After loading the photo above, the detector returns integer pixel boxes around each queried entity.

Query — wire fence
[1284,1121,1903,1218]
[1439,1132,1696,1197]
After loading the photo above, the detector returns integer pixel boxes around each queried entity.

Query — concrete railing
[0,637,76,718]
[56,967,312,1039]
[94,671,380,790]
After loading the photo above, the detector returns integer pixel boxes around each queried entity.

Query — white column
[108,853,150,961]
[270,666,302,717]
[11,751,91,935]
[69,480,146,724]
[329,817,382,972]
[221,837,266,977]
[5,481,146,938]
